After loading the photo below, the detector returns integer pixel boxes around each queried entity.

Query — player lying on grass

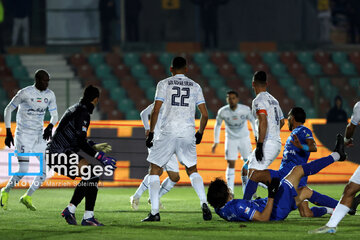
[244,107,338,217]
[130,103,180,210]
[207,134,346,222]
[47,85,117,226]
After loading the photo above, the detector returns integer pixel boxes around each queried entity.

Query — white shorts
[349,166,360,185]
[225,136,252,161]
[147,133,197,168]
[148,148,179,173]
[248,140,282,170]
[14,131,47,159]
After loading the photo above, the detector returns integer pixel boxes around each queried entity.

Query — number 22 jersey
[154,74,205,137]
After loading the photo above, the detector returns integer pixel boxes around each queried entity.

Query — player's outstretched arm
[344,123,356,147]
[291,135,317,152]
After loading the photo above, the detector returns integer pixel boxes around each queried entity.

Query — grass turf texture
[0,185,359,240]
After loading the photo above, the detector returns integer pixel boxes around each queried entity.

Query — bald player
[1,69,58,211]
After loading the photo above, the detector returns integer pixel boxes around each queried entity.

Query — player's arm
[345,123,356,147]
[150,101,162,133]
[140,104,153,136]
[252,178,280,222]
[196,103,208,144]
[291,135,317,152]
[257,112,267,143]
[4,90,24,147]
[247,111,258,139]
[280,119,285,129]
[279,107,285,129]
[43,92,59,140]
[212,110,223,153]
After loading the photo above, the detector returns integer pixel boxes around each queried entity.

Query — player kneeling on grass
[207,134,346,222]
[47,85,117,226]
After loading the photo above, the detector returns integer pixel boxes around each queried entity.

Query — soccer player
[212,90,257,195]
[142,56,212,221]
[243,71,285,200]
[130,103,180,210]
[207,134,346,222]
[310,101,360,234]
[0,69,58,211]
[47,85,117,226]
[246,107,338,217]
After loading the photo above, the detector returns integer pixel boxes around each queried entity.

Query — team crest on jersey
[245,207,251,215]
[44,98,48,103]
[36,98,42,102]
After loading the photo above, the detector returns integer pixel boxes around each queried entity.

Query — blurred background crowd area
[0,0,359,121]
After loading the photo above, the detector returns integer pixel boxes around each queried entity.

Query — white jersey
[214,104,257,143]
[252,91,283,142]
[140,103,164,139]
[350,101,360,126]
[154,74,205,137]
[5,85,57,134]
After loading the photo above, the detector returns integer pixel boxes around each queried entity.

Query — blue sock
[310,207,327,217]
[302,156,334,176]
[243,179,258,200]
[309,190,338,208]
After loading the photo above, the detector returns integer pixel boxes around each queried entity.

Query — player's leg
[159,155,179,199]
[348,192,360,215]
[238,136,253,195]
[296,187,334,217]
[130,173,149,210]
[224,138,237,195]
[142,163,162,221]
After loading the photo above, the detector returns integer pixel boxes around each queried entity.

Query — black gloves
[43,123,54,141]
[268,178,280,198]
[146,132,154,148]
[5,128,14,148]
[255,142,263,162]
[195,131,203,144]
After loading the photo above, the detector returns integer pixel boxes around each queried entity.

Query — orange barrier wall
[0,119,358,188]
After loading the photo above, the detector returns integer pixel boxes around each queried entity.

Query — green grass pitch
[0,185,359,239]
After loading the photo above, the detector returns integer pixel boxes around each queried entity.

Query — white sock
[326,203,350,227]
[330,152,340,161]
[26,174,46,196]
[67,204,76,214]
[83,210,94,219]
[189,172,207,206]
[241,175,248,195]
[326,207,334,215]
[226,167,235,194]
[133,174,150,199]
[148,175,160,215]
[4,160,29,192]
[159,177,176,198]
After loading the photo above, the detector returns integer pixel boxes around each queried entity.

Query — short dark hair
[253,71,267,85]
[289,107,306,123]
[82,85,100,102]
[171,56,187,70]
[227,90,239,97]
[207,178,230,209]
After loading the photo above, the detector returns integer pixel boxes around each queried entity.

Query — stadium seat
[295,96,312,110]
[245,52,262,65]
[286,85,305,100]
[145,87,156,101]
[193,53,209,66]
[0,55,5,66]
[117,98,135,113]
[349,51,360,65]
[5,55,21,68]
[88,53,104,67]
[102,78,119,89]
[77,64,95,79]
[107,109,124,120]
[262,52,279,65]
[105,53,123,67]
[159,52,174,67]
[340,62,357,76]
[349,77,360,88]
[235,63,252,78]
[70,53,87,67]
[141,53,158,66]
[218,63,236,78]
[305,62,322,76]
[131,64,148,79]
[99,98,117,114]
[201,63,218,78]
[0,65,12,77]
[278,77,295,88]
[12,66,29,79]
[138,78,155,89]
[270,62,288,77]
[216,86,231,103]
[208,77,226,89]
[253,63,270,73]
[321,84,338,101]
[307,107,317,118]
[210,52,228,65]
[95,64,112,78]
[288,62,305,77]
[18,77,33,89]
[228,52,245,65]
[323,62,339,76]
[296,52,314,65]
[332,52,348,64]
[124,52,140,67]
[113,64,130,78]
[314,51,330,65]
[148,64,166,79]
[187,63,201,76]
[280,51,297,65]
[125,109,140,120]
[109,87,127,100]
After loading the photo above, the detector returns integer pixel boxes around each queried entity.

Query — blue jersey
[215,179,298,222]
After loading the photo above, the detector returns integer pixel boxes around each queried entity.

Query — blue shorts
[269,179,298,221]
[278,162,308,188]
